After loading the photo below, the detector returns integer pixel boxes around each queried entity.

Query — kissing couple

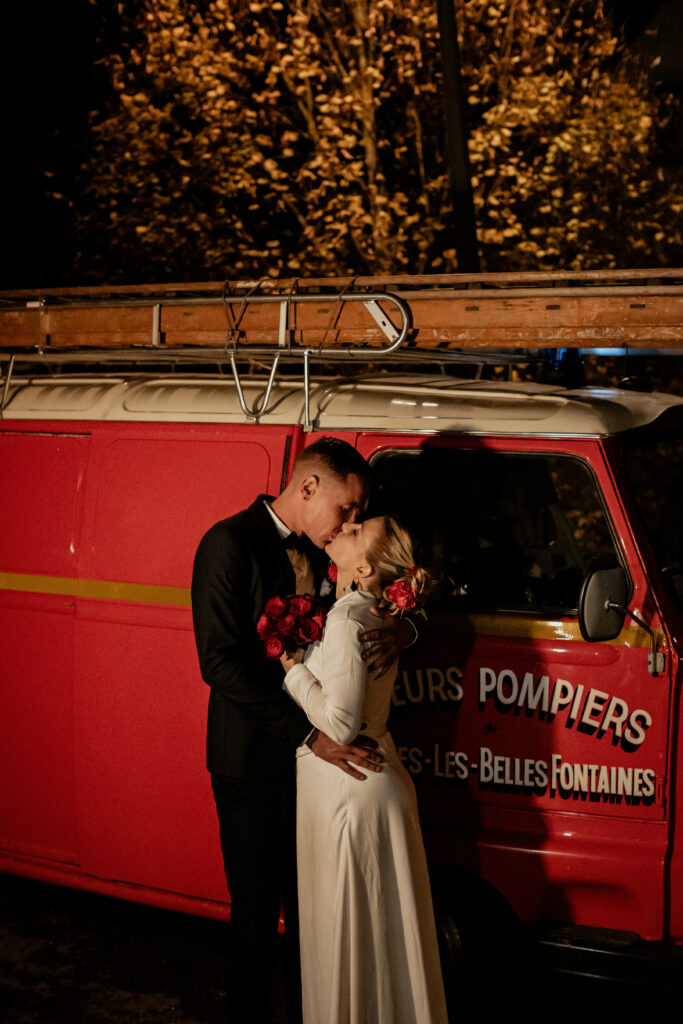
[192,437,448,1024]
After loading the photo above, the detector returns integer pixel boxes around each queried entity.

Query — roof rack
[1,270,681,423]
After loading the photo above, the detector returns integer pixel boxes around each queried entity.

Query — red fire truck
[1,270,682,982]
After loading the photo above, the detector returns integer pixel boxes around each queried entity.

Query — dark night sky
[2,1,104,289]
[2,1,680,290]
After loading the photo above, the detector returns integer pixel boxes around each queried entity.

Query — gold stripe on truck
[447,611,652,649]
[0,571,654,647]
[0,571,191,607]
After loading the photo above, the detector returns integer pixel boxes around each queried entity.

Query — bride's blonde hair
[365,516,432,614]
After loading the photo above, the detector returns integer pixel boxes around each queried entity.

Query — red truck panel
[0,421,296,916]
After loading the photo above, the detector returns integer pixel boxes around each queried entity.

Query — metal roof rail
[1,270,681,421]
[0,280,413,426]
[220,278,410,421]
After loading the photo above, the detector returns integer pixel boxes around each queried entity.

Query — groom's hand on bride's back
[308,729,384,780]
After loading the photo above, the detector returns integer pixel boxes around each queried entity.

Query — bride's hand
[280,647,305,673]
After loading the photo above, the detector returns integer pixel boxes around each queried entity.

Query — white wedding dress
[284,589,448,1024]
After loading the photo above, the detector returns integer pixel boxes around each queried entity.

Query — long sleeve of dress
[284,616,367,745]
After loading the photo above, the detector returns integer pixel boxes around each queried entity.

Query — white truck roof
[2,374,682,436]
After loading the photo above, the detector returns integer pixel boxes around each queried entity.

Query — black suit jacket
[191,495,328,778]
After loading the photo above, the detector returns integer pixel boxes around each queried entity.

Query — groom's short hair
[294,437,371,485]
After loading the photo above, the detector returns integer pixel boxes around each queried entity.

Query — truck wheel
[431,869,524,1018]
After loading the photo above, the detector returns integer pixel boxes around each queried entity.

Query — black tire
[431,866,527,1022]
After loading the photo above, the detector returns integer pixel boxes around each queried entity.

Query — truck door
[358,433,670,941]
[73,423,295,906]
[620,424,683,940]
[0,429,90,869]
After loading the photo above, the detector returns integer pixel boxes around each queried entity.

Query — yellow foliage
[72,0,682,281]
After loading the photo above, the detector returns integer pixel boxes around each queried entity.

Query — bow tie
[283,531,309,554]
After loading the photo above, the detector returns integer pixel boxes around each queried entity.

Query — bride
[281,516,449,1024]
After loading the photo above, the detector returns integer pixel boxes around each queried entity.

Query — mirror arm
[606,601,666,677]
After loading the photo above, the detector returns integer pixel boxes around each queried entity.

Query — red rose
[327,563,338,583]
[264,635,285,659]
[264,595,287,617]
[278,613,298,637]
[298,617,324,643]
[256,613,274,637]
[288,595,314,617]
[386,580,416,611]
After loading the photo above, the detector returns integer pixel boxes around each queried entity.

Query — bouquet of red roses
[256,593,327,659]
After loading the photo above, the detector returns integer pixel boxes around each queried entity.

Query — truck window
[371,448,620,614]
[624,434,683,607]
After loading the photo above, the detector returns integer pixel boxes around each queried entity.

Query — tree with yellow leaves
[72,0,681,281]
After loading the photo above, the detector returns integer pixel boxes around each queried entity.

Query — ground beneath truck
[0,873,678,1024]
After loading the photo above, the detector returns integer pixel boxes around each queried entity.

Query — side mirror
[578,567,628,642]
[578,566,665,676]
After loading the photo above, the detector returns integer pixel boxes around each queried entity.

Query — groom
[191,437,393,1024]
